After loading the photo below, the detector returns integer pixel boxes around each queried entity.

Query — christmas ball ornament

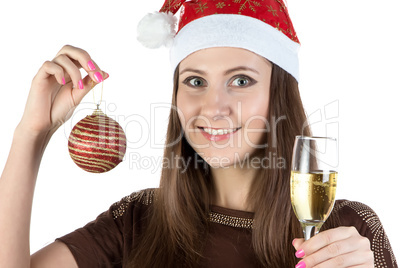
[68,108,126,173]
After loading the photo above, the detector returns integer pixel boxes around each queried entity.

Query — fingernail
[88,60,96,71]
[78,79,84,90]
[295,249,305,258]
[295,261,306,268]
[62,77,66,85]
[104,72,109,79]
[94,72,103,83]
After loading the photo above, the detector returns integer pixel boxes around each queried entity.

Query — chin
[207,160,234,169]
[197,149,254,169]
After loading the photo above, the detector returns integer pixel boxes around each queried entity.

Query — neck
[209,164,257,212]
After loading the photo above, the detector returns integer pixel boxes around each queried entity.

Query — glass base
[300,220,324,240]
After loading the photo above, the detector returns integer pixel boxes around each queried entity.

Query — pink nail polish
[295,261,306,268]
[88,60,96,71]
[78,80,84,90]
[62,77,66,85]
[104,72,109,79]
[94,72,103,83]
[295,249,305,258]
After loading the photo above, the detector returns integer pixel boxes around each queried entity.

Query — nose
[200,85,231,121]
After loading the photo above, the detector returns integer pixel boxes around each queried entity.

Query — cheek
[176,91,194,129]
[242,93,270,123]
[242,94,270,145]
[176,92,186,126]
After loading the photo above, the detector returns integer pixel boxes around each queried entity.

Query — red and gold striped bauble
[68,109,126,173]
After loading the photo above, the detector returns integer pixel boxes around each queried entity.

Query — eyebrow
[179,66,260,76]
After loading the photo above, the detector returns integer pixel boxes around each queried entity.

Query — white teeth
[202,128,239,135]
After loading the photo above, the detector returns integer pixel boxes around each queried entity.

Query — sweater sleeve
[55,188,155,268]
[332,200,398,268]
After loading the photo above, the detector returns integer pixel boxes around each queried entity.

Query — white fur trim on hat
[170,14,300,82]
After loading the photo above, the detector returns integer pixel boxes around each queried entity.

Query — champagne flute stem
[303,224,321,240]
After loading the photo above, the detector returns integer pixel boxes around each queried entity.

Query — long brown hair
[125,63,337,267]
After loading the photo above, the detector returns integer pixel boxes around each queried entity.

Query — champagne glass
[290,136,338,240]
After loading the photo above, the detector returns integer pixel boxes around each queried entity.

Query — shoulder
[110,188,157,219]
[331,199,384,236]
[54,188,158,267]
[333,200,378,225]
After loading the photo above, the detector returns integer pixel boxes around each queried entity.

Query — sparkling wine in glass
[290,136,338,240]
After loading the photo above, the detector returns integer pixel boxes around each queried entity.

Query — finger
[300,248,374,268]
[86,59,104,83]
[293,238,304,250]
[82,71,109,91]
[34,61,66,87]
[55,45,104,83]
[298,226,357,256]
[71,71,109,105]
[53,54,83,89]
[300,234,367,267]
[347,265,374,268]
[55,45,90,68]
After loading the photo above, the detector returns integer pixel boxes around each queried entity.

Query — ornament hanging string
[92,80,104,110]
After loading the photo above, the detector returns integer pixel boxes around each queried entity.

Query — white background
[0,0,400,263]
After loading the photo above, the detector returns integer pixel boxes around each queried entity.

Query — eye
[183,77,206,87]
[230,76,254,87]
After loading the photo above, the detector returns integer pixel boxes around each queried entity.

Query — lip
[197,126,240,130]
[198,126,241,141]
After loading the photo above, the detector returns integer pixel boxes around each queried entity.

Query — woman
[0,0,397,267]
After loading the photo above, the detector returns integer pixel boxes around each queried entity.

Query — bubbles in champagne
[290,171,337,226]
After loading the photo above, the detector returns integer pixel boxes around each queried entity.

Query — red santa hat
[137,0,300,82]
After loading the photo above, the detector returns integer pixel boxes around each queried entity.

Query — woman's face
[176,47,273,168]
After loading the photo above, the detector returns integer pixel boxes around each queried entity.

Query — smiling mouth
[197,126,241,135]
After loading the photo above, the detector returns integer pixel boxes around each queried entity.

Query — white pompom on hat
[137,11,177,49]
[137,0,301,82]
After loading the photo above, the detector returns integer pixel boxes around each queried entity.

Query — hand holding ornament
[17,45,109,139]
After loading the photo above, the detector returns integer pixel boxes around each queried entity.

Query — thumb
[85,70,109,90]
[292,238,304,250]
[74,71,109,103]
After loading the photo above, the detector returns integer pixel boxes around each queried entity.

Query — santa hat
[137,0,300,82]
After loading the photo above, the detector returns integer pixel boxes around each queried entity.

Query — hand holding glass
[290,136,338,240]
